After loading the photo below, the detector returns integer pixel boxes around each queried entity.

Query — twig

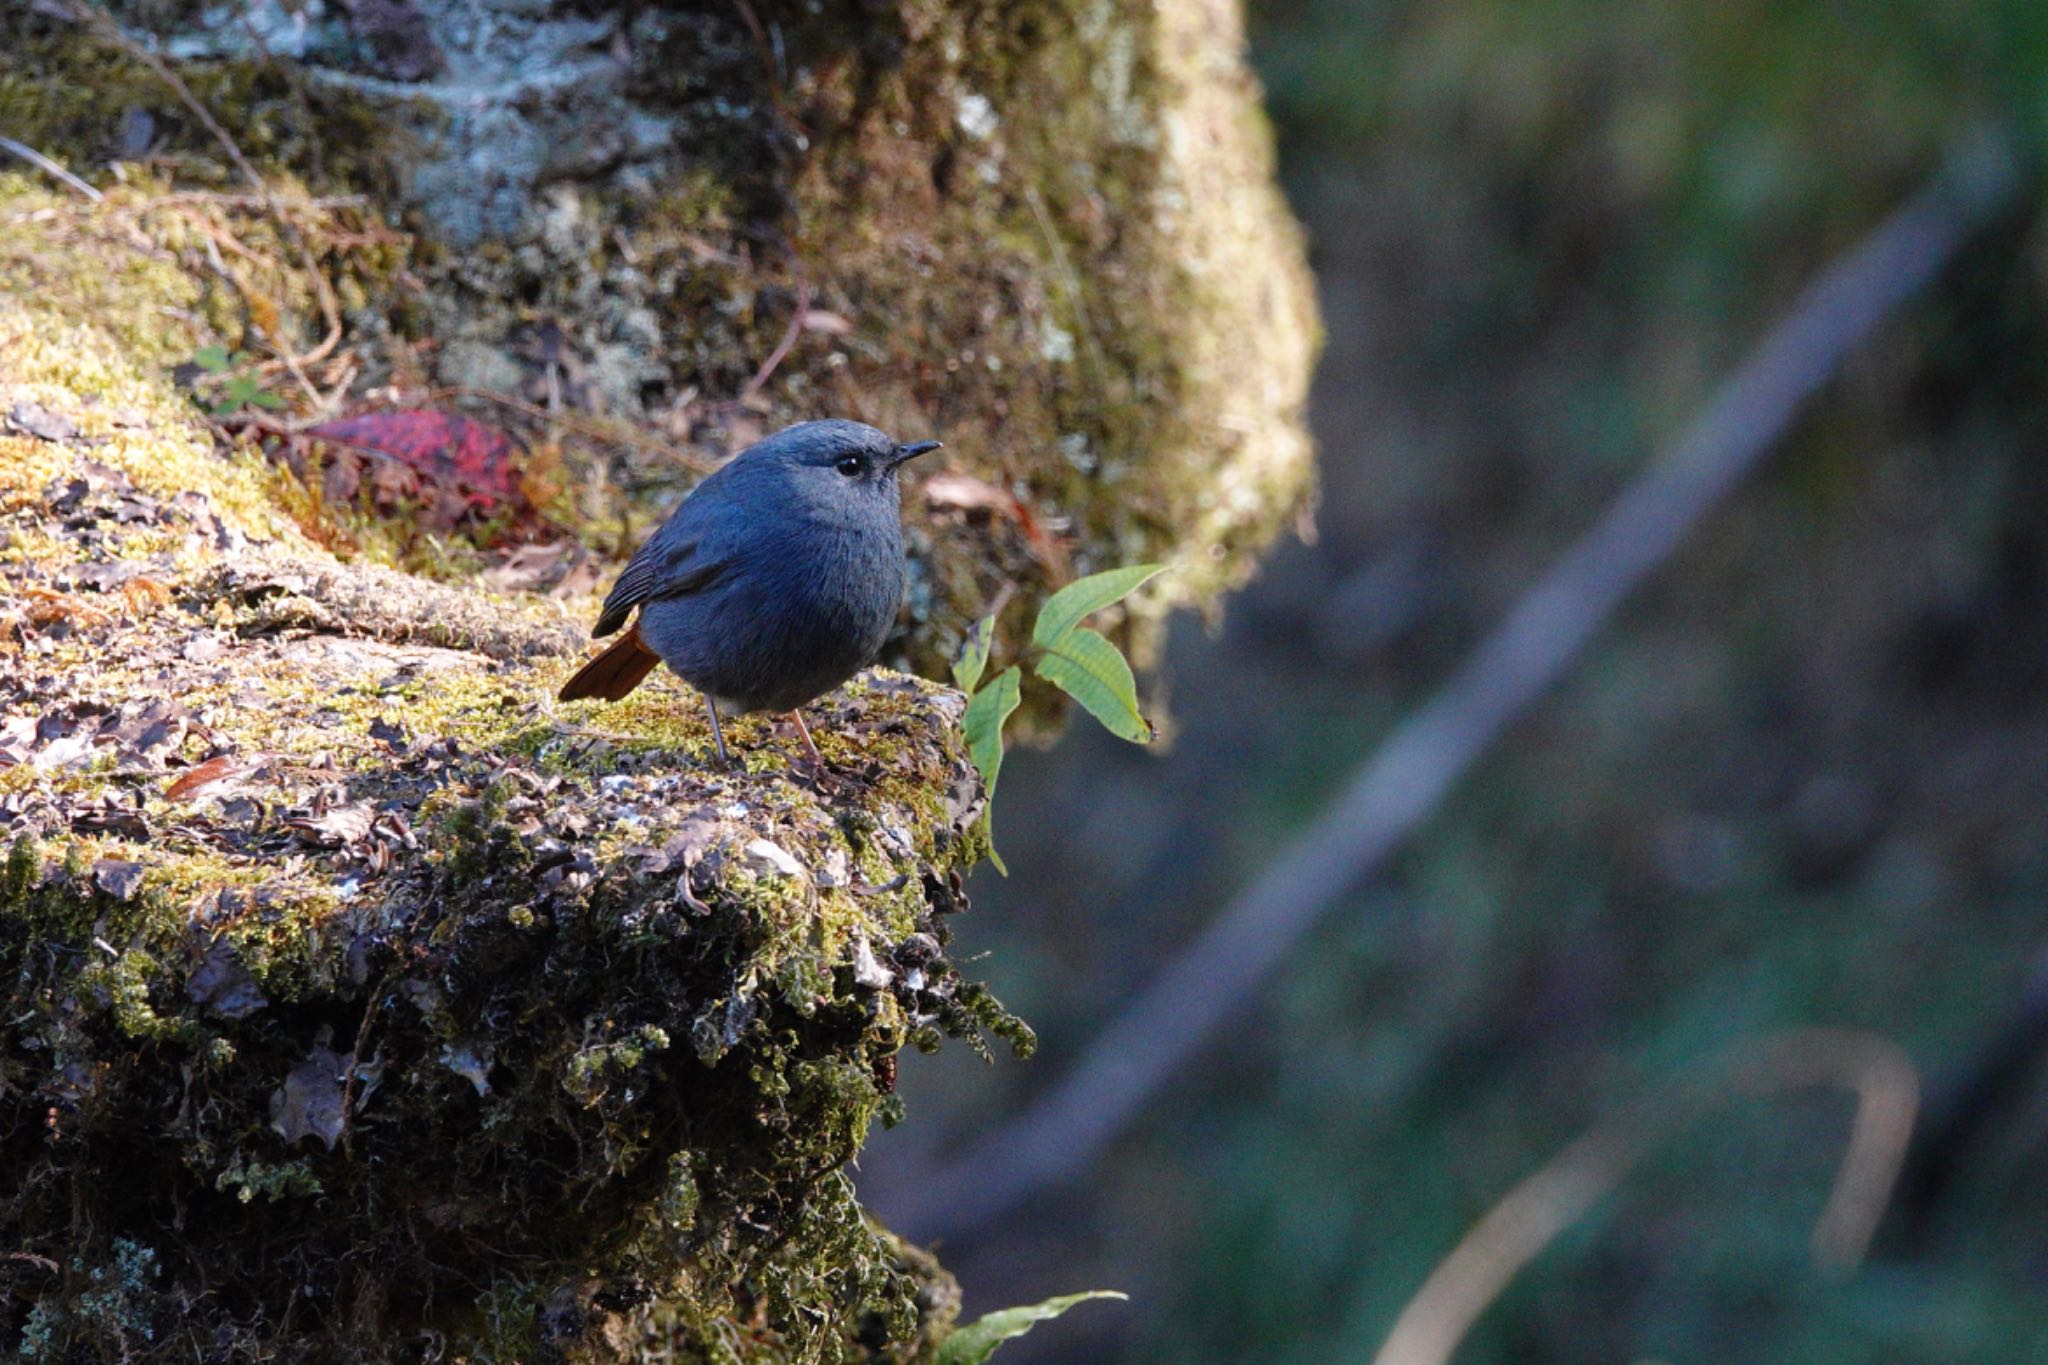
[69,0,345,373]
[321,353,363,411]
[741,276,814,401]
[877,130,2022,1242]
[0,134,103,202]
[67,1,263,190]
[982,580,1019,628]
[155,190,372,211]
[729,0,806,138]
[337,976,388,1161]
[1023,184,1106,380]
[274,341,327,410]
[1373,1028,1919,1365]
[442,387,717,473]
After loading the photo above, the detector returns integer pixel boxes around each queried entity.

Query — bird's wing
[591,526,729,637]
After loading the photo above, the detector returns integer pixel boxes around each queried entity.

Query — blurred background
[867,1,2048,1359]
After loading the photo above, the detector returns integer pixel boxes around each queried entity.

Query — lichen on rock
[0,195,1026,1363]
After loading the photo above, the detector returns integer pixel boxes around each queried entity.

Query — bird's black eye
[835,455,864,477]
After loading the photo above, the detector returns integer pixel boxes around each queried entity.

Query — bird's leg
[789,710,825,770]
[703,695,733,767]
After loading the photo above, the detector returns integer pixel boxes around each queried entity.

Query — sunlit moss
[1,172,1012,1363]
[3,1,1316,711]
[0,4,1307,1351]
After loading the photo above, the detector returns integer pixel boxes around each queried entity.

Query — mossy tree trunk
[0,1,1314,1360]
[1,279,1013,1358]
[5,0,1318,682]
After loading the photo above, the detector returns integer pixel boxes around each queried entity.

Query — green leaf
[191,345,232,372]
[962,667,1022,798]
[1033,627,1151,742]
[979,819,1008,877]
[952,612,997,693]
[212,375,285,415]
[962,667,1022,875]
[1031,563,1164,651]
[935,1291,1128,1365]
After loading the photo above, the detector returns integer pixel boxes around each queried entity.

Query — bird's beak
[889,439,942,469]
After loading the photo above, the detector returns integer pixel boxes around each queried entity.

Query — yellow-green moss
[2,185,1013,1365]
[4,0,1318,735]
[767,0,1321,666]
[0,5,1306,1352]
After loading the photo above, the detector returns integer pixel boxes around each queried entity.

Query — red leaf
[165,755,253,803]
[306,410,525,513]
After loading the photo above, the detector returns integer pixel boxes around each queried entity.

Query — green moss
[1,182,1014,1361]
[0,5,1314,1354]
[2,837,37,903]
[2,664,1001,1361]
[2,0,1317,730]
[0,178,412,557]
[751,0,1320,680]
[214,1154,324,1203]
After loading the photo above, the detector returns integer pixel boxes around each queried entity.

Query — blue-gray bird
[558,419,940,768]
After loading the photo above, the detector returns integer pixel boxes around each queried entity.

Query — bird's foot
[786,710,839,792]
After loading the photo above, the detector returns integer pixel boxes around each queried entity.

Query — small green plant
[935,1290,1128,1364]
[189,344,286,416]
[955,564,1161,871]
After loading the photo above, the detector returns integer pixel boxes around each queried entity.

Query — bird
[558,418,941,769]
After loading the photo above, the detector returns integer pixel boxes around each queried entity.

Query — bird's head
[749,419,941,503]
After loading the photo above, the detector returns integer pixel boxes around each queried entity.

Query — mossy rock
[0,202,1028,1361]
[1,0,1320,698]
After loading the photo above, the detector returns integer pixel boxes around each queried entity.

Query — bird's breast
[636,516,904,714]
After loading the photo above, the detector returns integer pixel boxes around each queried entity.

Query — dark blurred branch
[1374,1028,1919,1365]
[884,132,2022,1241]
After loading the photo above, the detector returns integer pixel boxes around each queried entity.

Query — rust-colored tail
[558,622,663,702]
